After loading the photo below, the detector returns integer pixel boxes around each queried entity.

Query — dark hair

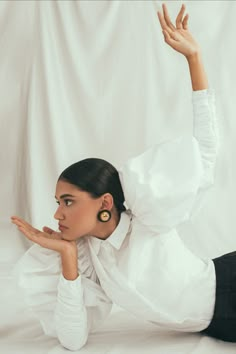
[58,158,126,214]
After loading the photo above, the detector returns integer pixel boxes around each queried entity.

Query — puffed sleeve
[118,89,219,234]
[11,238,113,351]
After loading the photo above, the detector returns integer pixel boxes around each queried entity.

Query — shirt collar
[89,210,132,255]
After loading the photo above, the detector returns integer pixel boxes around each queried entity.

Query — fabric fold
[119,89,218,233]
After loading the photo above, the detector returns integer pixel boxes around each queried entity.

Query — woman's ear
[101,193,114,210]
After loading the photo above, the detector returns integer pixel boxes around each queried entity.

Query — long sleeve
[192,89,219,189]
[118,89,219,233]
[54,238,113,351]
[11,239,113,351]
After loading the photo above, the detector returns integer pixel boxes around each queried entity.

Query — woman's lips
[59,225,68,231]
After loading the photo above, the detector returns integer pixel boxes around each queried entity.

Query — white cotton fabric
[10,90,218,350]
[11,89,219,351]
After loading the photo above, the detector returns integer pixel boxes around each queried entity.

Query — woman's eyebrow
[55,194,76,200]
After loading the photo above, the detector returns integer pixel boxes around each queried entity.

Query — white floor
[1,264,236,354]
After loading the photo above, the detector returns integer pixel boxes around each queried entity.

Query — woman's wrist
[186,50,202,64]
[186,51,209,91]
[60,244,79,280]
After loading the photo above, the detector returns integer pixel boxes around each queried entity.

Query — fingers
[16,223,61,249]
[18,225,52,247]
[11,217,53,241]
[42,226,54,234]
[182,13,189,30]
[16,224,40,243]
[11,216,40,234]
[162,3,176,31]
[162,29,179,47]
[42,226,63,240]
[13,221,38,240]
[11,216,63,243]
[176,4,186,29]
[157,3,188,34]
[12,217,66,252]
[157,6,173,35]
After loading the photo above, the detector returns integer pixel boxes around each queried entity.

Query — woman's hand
[157,3,200,59]
[11,216,77,254]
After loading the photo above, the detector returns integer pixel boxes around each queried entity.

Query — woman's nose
[54,206,64,220]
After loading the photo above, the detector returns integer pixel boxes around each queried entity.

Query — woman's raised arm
[157,3,208,91]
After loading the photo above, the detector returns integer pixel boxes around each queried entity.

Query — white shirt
[12,89,219,351]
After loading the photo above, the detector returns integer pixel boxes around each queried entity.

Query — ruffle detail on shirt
[119,135,204,234]
[77,237,98,281]
[77,237,113,307]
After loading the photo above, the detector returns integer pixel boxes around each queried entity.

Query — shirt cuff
[58,273,84,300]
[192,88,215,101]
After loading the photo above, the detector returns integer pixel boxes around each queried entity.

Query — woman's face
[54,180,103,240]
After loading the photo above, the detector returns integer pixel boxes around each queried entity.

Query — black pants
[200,251,236,342]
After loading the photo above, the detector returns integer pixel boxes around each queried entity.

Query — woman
[11,4,230,351]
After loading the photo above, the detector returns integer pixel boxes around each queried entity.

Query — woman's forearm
[61,246,79,280]
[186,52,208,91]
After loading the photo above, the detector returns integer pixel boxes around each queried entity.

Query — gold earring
[97,210,111,222]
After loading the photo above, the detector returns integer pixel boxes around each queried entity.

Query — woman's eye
[64,199,73,206]
[56,201,60,205]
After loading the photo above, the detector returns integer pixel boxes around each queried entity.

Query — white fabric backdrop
[1,0,236,263]
[1,1,236,353]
